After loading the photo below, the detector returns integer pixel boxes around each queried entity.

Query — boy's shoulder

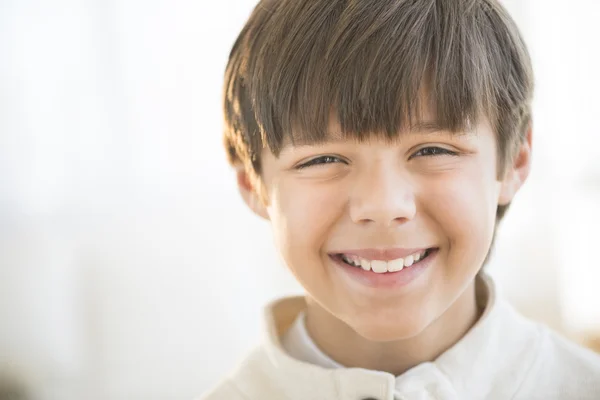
[515,323,600,399]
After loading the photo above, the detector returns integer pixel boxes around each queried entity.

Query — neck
[304,279,482,376]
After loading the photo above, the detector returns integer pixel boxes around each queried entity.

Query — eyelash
[296,147,458,169]
[410,146,458,158]
[296,155,345,169]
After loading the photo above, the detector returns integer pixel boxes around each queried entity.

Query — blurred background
[1,0,599,399]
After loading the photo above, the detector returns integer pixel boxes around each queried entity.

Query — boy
[202,0,600,398]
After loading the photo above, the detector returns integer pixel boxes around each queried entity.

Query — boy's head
[223,0,533,341]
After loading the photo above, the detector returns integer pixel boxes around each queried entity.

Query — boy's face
[240,116,531,341]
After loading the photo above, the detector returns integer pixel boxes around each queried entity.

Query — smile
[334,249,433,274]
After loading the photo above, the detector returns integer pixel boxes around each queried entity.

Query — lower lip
[330,249,438,290]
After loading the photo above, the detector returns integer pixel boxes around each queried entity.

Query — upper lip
[331,247,433,261]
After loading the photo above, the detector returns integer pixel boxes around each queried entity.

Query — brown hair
[223,0,533,222]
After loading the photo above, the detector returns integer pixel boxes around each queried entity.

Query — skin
[237,115,532,376]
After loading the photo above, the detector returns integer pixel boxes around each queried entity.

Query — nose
[349,164,417,227]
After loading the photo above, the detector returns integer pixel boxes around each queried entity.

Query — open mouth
[332,248,436,274]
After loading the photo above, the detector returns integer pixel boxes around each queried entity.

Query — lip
[330,247,431,261]
[329,248,438,290]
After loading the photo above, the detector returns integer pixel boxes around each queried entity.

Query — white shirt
[280,274,492,399]
[200,274,600,400]
[283,310,456,399]
[282,310,344,369]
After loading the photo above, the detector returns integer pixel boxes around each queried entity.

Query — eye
[296,155,346,169]
[411,146,458,159]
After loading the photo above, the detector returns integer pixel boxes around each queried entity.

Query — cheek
[422,169,498,261]
[268,179,346,263]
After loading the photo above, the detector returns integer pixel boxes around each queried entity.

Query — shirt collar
[281,310,342,369]
[260,273,540,400]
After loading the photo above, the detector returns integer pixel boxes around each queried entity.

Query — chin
[350,312,431,342]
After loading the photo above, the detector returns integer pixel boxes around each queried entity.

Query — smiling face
[227,0,534,346]
[240,115,530,342]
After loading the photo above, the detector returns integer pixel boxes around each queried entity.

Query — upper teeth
[341,250,428,274]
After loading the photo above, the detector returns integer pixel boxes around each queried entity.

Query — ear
[498,126,533,206]
[236,166,270,220]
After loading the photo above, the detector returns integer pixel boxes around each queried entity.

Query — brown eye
[296,155,346,169]
[411,146,458,158]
